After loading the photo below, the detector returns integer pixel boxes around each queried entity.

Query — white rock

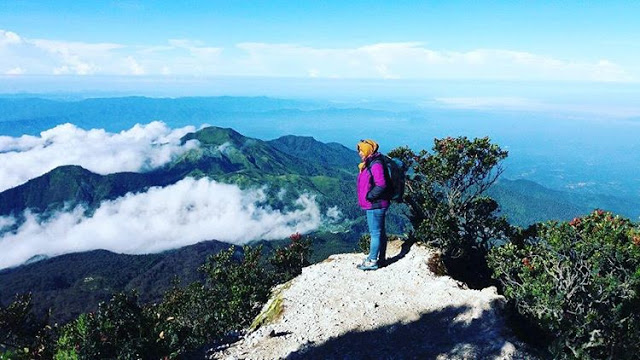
[211,241,537,359]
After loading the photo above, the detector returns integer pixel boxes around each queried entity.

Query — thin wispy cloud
[0,177,325,269]
[435,97,544,111]
[0,29,633,82]
[435,97,640,118]
[0,121,199,192]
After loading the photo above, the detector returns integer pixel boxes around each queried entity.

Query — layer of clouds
[0,177,325,269]
[0,29,634,82]
[435,97,640,118]
[435,97,540,110]
[0,121,199,192]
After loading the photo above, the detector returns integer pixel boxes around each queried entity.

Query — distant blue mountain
[489,178,640,226]
[0,96,330,135]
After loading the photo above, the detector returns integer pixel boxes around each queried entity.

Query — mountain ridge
[0,126,359,220]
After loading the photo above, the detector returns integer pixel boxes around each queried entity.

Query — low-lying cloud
[0,177,324,270]
[434,97,640,118]
[0,121,199,192]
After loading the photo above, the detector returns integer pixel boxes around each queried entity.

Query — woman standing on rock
[356,139,389,271]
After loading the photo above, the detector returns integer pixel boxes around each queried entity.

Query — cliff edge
[211,241,536,359]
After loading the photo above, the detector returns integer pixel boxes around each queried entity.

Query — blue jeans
[366,208,388,263]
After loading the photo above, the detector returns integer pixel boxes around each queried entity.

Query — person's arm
[366,161,387,201]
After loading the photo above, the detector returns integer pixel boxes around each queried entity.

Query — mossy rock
[249,281,293,331]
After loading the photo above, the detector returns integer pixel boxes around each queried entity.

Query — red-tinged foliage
[489,210,640,359]
[5,235,314,359]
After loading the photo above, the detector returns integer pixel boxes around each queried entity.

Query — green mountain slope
[267,135,359,170]
[0,165,181,217]
[0,126,363,236]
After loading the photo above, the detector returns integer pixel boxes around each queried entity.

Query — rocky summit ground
[210,241,537,360]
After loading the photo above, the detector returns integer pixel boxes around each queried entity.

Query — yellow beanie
[357,139,379,171]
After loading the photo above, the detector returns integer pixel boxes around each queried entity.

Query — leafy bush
[389,137,511,287]
[149,279,236,357]
[202,245,273,327]
[0,294,56,359]
[357,234,371,255]
[54,292,159,360]
[269,233,312,283]
[488,210,640,359]
[49,235,314,358]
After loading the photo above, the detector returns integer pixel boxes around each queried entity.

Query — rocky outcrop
[211,241,537,359]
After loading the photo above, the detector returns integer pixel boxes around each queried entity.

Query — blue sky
[1,0,640,110]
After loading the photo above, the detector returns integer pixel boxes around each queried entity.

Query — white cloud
[0,178,323,269]
[0,28,635,81]
[435,97,542,110]
[0,216,15,231]
[0,30,224,76]
[31,38,122,75]
[125,56,145,75]
[0,30,22,46]
[0,122,199,192]
[325,206,342,223]
[231,42,634,82]
[5,67,24,75]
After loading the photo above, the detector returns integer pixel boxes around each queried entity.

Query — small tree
[389,136,511,287]
[149,281,223,357]
[200,245,273,328]
[270,233,312,283]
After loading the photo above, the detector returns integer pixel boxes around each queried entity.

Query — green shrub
[358,234,371,255]
[54,292,159,360]
[270,233,312,283]
[148,281,221,357]
[390,137,511,287]
[0,294,56,359]
[146,245,274,356]
[200,245,273,328]
[12,235,314,358]
[488,210,640,359]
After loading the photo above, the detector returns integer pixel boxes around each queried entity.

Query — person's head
[357,139,379,161]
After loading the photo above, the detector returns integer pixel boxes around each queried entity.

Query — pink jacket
[357,153,390,210]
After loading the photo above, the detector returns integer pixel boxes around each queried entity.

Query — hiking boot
[357,259,378,271]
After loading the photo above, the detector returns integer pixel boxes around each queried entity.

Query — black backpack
[369,155,406,202]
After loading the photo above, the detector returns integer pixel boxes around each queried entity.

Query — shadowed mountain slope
[0,240,235,324]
